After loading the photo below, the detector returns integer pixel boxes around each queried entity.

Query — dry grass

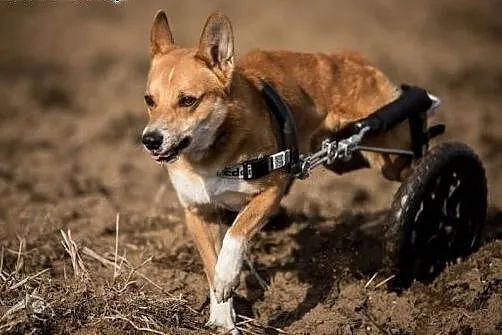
[60,229,88,279]
[234,314,288,335]
[0,213,290,335]
[0,217,205,335]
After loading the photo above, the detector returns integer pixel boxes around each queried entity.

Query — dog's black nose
[142,131,163,151]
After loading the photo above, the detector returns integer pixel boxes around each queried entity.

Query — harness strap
[217,149,292,180]
[217,81,300,180]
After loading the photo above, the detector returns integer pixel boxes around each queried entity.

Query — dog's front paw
[213,233,245,303]
[205,319,240,335]
[206,291,239,334]
[214,273,238,303]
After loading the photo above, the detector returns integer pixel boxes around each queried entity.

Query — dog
[142,10,418,333]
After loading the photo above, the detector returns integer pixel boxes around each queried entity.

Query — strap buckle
[269,149,291,170]
[241,162,254,180]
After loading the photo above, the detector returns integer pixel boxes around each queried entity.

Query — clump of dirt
[1,1,502,334]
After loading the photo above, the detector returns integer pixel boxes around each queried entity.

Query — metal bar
[355,145,414,156]
[309,156,328,169]
[309,149,327,161]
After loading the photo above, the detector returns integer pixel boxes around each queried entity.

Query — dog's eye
[179,95,197,108]
[144,95,155,107]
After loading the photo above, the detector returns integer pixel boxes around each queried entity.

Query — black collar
[217,81,300,180]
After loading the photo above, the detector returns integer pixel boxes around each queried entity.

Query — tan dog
[142,10,415,333]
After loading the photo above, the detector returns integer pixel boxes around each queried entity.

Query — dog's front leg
[213,186,283,303]
[184,209,237,333]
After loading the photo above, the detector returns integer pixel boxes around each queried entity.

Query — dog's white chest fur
[168,168,259,210]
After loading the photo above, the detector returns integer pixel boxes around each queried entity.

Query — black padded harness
[341,84,443,158]
[217,83,443,180]
[217,81,300,180]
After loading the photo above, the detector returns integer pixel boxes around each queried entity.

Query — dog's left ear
[197,12,234,85]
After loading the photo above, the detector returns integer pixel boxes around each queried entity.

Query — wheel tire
[384,142,488,290]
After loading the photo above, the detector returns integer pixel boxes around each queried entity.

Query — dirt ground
[1,1,502,334]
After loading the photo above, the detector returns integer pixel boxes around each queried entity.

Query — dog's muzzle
[146,136,192,164]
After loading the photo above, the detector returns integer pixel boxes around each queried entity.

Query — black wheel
[385,142,488,290]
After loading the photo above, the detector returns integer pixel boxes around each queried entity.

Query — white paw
[206,290,239,334]
[213,233,245,303]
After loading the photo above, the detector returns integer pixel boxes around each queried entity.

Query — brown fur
[142,10,417,332]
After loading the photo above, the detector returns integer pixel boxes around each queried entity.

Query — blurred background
[1,1,501,334]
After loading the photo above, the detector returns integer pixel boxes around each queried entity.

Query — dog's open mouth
[153,137,191,163]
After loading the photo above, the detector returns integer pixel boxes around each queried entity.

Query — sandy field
[1,0,501,334]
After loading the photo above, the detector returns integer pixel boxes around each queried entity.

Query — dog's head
[142,11,235,164]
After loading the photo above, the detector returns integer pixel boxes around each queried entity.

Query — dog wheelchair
[260,82,487,289]
[295,84,488,289]
[296,85,488,290]
[220,82,487,289]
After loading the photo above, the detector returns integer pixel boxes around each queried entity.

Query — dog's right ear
[150,10,175,57]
